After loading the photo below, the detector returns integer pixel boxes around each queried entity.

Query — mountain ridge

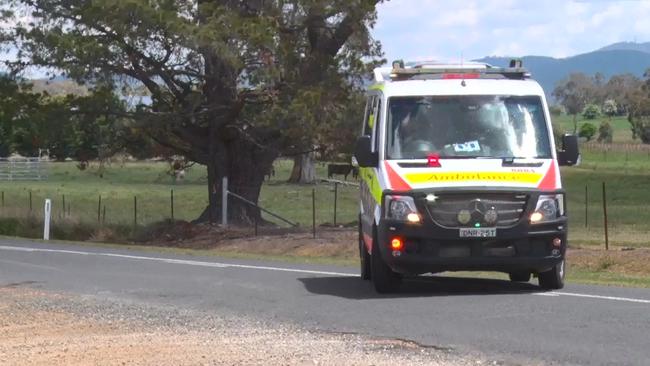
[475,47,650,99]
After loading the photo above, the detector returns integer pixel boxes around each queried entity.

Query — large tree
[552,73,595,133]
[2,0,383,224]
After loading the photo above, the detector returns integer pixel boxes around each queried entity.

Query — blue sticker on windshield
[453,140,481,152]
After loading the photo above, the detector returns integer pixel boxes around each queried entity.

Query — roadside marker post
[222,176,228,227]
[43,199,51,240]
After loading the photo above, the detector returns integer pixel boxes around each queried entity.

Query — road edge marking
[0,245,356,277]
[539,291,650,304]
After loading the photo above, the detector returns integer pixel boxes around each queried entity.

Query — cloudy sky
[372,0,650,63]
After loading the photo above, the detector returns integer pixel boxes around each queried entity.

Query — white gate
[0,157,49,181]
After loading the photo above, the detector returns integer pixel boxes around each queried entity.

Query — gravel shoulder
[0,286,493,366]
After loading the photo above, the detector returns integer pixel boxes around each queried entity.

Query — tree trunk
[194,129,280,226]
[573,114,578,134]
[287,152,316,184]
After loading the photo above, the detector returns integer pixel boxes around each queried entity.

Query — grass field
[0,114,649,249]
[0,159,359,234]
[552,114,634,142]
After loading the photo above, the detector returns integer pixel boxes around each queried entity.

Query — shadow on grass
[298,275,542,300]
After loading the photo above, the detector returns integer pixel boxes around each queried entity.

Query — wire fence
[0,178,360,242]
[0,156,649,249]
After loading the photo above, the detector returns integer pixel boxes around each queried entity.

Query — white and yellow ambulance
[354,60,579,293]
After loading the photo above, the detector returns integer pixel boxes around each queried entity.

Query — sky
[372,0,650,63]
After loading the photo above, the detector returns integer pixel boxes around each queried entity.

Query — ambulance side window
[363,96,376,136]
[373,98,382,153]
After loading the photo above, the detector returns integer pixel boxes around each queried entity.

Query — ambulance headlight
[385,195,421,223]
[530,194,564,224]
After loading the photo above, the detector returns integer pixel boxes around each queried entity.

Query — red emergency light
[427,154,441,167]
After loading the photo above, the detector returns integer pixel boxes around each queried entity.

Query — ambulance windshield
[386,95,553,160]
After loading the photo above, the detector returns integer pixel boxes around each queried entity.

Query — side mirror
[354,135,378,168]
[557,134,580,166]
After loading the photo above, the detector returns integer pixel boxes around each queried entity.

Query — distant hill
[599,42,650,54]
[476,49,650,100]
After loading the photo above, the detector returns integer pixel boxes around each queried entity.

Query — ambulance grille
[426,193,529,228]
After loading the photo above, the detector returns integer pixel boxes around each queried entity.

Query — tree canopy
[2,0,384,223]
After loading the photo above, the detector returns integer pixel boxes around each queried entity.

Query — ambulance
[354,60,579,293]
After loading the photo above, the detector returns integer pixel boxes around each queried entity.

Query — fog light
[390,237,404,251]
[530,212,543,223]
[553,238,562,247]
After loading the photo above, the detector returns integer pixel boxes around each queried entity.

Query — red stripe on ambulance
[537,161,557,190]
[384,162,411,191]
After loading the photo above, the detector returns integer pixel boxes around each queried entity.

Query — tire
[538,259,565,290]
[359,221,371,281]
[371,227,402,293]
[509,271,531,282]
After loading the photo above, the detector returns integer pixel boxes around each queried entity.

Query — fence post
[97,195,102,223]
[584,185,588,228]
[312,188,316,239]
[102,205,106,225]
[602,182,609,251]
[170,189,174,222]
[62,194,66,218]
[29,191,32,212]
[1,191,4,208]
[333,182,338,227]
[43,199,51,240]
[133,196,138,231]
[222,176,228,227]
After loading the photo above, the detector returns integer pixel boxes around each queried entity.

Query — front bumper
[377,189,567,275]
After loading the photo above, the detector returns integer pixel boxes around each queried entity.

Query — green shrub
[0,218,21,236]
[578,122,597,141]
[582,104,601,120]
[597,120,613,143]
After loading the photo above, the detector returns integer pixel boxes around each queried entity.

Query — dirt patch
[567,247,650,276]
[141,222,358,257]
[0,287,487,366]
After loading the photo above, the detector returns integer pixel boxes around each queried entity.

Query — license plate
[459,228,497,238]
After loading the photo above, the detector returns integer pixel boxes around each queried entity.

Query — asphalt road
[1,239,649,366]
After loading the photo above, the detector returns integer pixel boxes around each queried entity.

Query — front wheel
[538,260,565,290]
[371,228,402,293]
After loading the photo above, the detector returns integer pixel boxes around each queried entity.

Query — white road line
[2,245,650,304]
[533,292,560,297]
[535,292,650,304]
[0,245,356,277]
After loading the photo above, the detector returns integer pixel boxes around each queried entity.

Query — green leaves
[2,0,383,162]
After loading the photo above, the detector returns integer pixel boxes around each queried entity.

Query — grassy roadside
[6,233,650,289]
